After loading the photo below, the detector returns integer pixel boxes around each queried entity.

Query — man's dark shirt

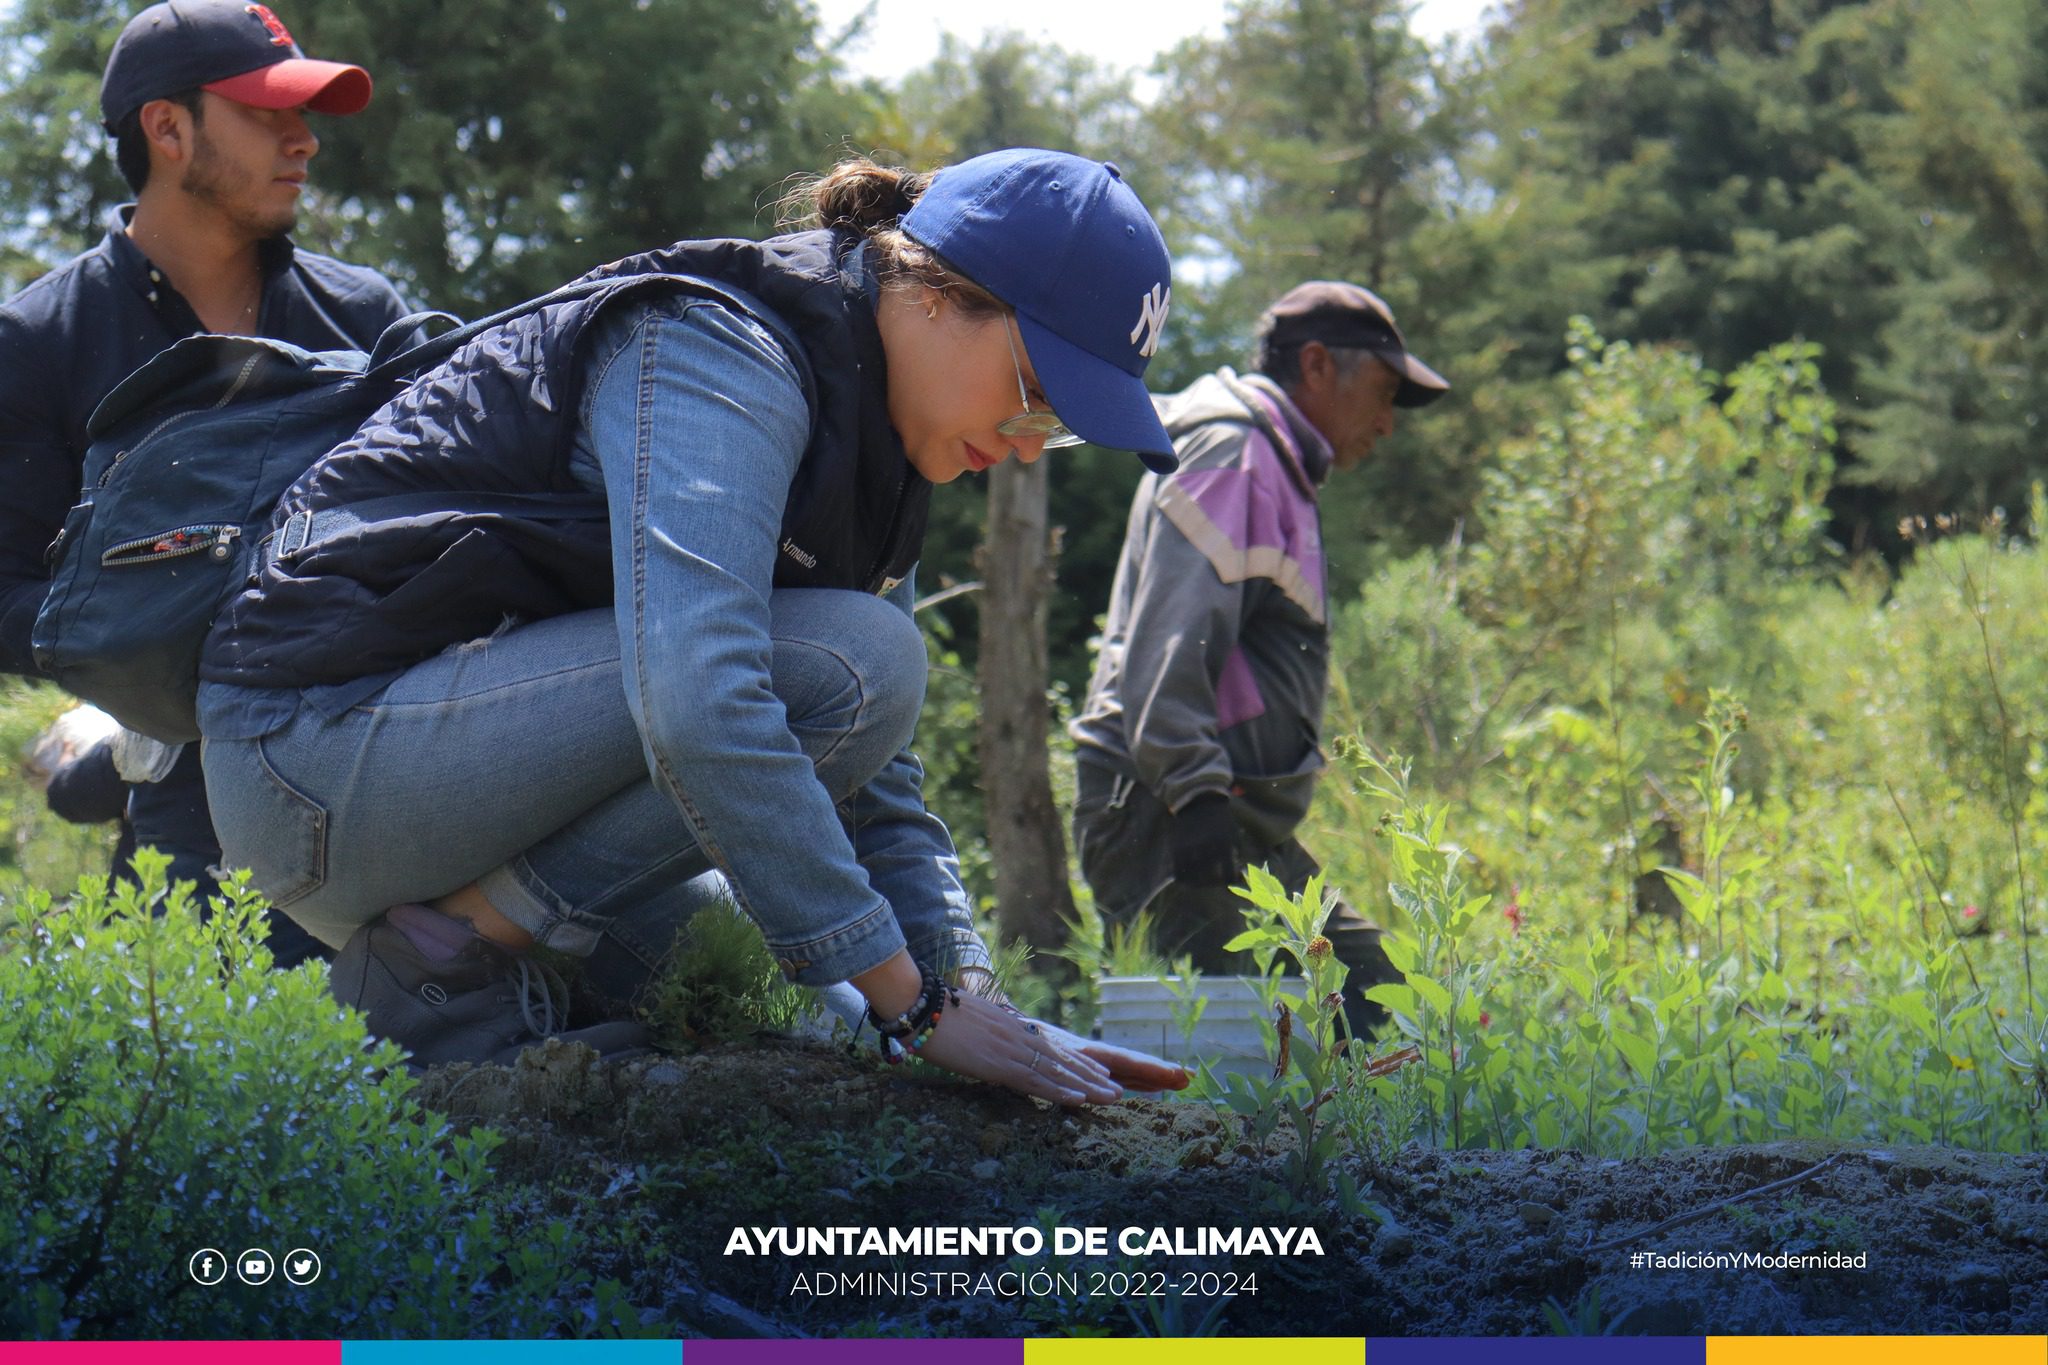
[0,205,415,872]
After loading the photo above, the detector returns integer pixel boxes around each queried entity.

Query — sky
[810,0,1497,87]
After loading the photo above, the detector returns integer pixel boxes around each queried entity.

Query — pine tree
[1148,0,1469,590]
[1853,0,2048,523]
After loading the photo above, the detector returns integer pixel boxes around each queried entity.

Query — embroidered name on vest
[780,537,818,570]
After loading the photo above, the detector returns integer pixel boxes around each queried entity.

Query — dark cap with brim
[1262,280,1449,409]
[102,0,373,128]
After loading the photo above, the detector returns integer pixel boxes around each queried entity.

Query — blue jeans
[201,294,984,989]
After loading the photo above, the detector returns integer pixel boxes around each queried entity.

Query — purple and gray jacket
[1070,368,1333,845]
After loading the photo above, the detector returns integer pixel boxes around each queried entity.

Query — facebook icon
[188,1247,227,1285]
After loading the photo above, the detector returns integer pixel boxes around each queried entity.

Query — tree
[1430,0,1930,550]
[1152,0,1447,311]
[0,0,878,312]
[1439,0,2048,547]
[290,0,866,314]
[1148,0,1473,595]
[1851,0,2048,524]
[0,0,138,290]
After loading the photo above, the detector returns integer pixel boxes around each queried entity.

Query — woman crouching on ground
[195,149,1186,1102]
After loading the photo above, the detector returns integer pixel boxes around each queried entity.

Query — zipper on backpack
[102,524,241,566]
[96,352,266,488]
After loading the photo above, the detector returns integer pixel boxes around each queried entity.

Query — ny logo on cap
[246,4,296,48]
[1129,283,1171,359]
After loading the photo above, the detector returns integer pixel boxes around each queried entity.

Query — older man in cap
[1070,281,1449,1036]
[0,1,417,966]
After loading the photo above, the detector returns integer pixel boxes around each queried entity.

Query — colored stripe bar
[1708,1337,2048,1365]
[1367,1340,1705,1364]
[689,1343,1020,1365]
[344,1345,677,1365]
[7,1347,341,1365]
[1027,1340,1361,1364]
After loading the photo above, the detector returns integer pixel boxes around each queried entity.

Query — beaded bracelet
[863,970,958,1064]
[894,984,959,1061]
[866,969,942,1037]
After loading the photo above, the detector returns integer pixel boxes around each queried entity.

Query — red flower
[1479,1011,1491,1028]
[1963,904,1980,920]
[1504,885,1526,935]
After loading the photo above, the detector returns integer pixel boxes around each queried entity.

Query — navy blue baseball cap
[902,148,1177,472]
[101,1,372,131]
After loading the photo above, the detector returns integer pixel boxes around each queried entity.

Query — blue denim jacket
[202,289,986,984]
[562,297,985,985]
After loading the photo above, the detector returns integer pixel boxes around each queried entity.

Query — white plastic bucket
[1094,975,1307,1082]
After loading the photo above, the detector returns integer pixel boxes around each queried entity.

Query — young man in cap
[1069,281,1449,1037]
[0,1,418,968]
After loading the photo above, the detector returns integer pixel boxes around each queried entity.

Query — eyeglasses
[996,317,1085,449]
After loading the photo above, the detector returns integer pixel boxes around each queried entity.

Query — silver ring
[1029,1050,1043,1072]
[1025,1022,1040,1035]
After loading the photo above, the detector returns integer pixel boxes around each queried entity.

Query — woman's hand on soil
[1030,1019,1190,1093]
[917,993,1121,1106]
[988,1003,1190,1093]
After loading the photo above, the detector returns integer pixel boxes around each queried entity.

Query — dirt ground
[414,1038,2048,1338]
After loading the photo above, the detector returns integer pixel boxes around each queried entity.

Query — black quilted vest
[203,229,931,688]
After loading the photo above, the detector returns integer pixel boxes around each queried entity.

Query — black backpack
[31,278,631,743]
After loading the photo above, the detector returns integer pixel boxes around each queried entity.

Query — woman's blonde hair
[782,157,1007,320]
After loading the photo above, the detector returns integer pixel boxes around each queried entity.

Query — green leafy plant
[640,896,816,1047]
[0,854,625,1337]
[1324,661,2046,1161]
[0,682,117,903]
[1124,1286,1229,1337]
[1350,749,1506,1151]
[819,1108,938,1194]
[1210,864,1379,1215]
[1000,1205,1125,1334]
[1542,1285,1631,1336]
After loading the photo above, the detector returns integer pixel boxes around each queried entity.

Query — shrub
[0,856,608,1338]
[1333,723,2044,1157]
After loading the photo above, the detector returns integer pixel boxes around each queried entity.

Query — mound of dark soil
[414,1038,2048,1337]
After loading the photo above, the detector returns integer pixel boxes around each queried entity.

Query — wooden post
[977,456,1078,955]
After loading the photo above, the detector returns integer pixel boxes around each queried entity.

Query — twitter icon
[283,1247,322,1285]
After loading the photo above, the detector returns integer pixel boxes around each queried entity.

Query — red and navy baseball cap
[101,1,372,131]
[902,148,1177,472]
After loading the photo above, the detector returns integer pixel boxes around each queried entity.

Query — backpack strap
[363,269,780,387]
[365,310,462,370]
[257,490,611,579]
[362,274,751,387]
